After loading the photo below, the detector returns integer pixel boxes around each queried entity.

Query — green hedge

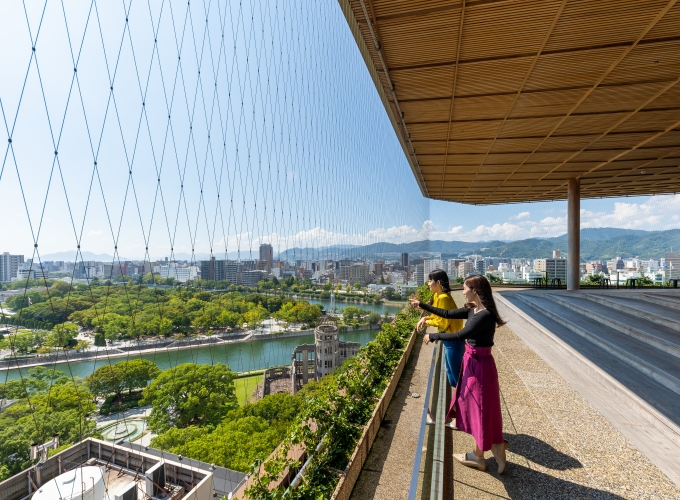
[0,315,53,331]
[244,292,425,499]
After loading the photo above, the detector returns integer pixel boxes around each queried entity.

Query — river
[1,330,380,381]
[293,297,405,315]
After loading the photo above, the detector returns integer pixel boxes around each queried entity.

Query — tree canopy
[85,359,160,402]
[150,392,303,473]
[0,368,97,479]
[140,363,238,432]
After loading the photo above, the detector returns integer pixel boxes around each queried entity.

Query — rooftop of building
[0,438,246,500]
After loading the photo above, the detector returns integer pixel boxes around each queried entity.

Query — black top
[418,302,496,347]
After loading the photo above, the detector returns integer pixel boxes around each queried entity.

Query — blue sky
[1,0,678,261]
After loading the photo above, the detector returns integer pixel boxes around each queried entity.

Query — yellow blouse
[425,292,464,333]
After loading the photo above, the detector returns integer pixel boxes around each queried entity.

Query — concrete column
[567,178,580,291]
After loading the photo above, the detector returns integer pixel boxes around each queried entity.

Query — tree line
[3,281,324,345]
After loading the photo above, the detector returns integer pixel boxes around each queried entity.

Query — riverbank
[1,329,381,381]
[0,324,381,372]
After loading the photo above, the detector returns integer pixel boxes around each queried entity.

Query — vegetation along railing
[241,302,423,499]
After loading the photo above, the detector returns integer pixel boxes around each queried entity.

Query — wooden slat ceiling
[340,0,680,204]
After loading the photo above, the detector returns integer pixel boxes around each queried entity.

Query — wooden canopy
[339,0,680,204]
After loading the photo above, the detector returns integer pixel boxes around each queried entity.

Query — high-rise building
[415,264,425,285]
[242,270,265,287]
[423,259,444,277]
[259,243,273,272]
[458,261,475,278]
[349,264,370,285]
[201,258,244,284]
[0,253,24,282]
[664,252,680,280]
[534,258,567,281]
[448,259,464,276]
[200,258,216,281]
[606,257,625,274]
[259,243,274,263]
[401,253,409,267]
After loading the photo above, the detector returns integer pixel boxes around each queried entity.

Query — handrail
[429,343,449,500]
[407,341,441,500]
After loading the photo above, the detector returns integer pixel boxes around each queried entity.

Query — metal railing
[429,345,449,499]
[408,334,450,500]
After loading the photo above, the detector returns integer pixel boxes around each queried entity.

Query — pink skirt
[446,344,503,451]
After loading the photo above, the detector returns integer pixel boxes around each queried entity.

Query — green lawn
[234,374,262,406]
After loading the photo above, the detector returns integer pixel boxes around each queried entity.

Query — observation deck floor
[349,291,680,500]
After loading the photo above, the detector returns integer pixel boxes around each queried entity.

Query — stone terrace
[348,290,680,500]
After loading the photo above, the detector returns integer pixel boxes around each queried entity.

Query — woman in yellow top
[417,269,465,426]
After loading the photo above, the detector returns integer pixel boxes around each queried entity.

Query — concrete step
[500,292,680,429]
[497,292,680,486]
[583,293,680,331]
[515,293,680,398]
[639,293,680,311]
[543,293,680,360]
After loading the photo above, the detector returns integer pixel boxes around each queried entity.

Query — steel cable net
[0,0,428,497]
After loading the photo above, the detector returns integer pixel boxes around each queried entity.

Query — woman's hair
[463,274,506,326]
[428,269,451,293]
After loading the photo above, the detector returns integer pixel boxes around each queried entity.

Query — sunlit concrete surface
[349,290,680,499]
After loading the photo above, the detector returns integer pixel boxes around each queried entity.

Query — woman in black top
[411,274,508,473]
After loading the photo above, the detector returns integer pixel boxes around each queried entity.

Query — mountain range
[277,228,680,261]
[38,228,679,263]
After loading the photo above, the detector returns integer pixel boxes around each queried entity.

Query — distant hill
[40,251,118,262]
[277,228,680,261]
[38,227,680,263]
[478,228,680,260]
[276,240,489,261]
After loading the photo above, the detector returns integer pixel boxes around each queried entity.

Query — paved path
[349,328,434,499]
[349,291,680,499]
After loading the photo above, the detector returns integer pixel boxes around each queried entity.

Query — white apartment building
[415,264,425,285]
[386,271,405,284]
[534,258,567,281]
[522,266,544,283]
[625,258,641,269]
[458,261,475,279]
[160,264,199,283]
[0,253,24,282]
[423,259,444,277]
[643,260,660,272]
[397,282,419,296]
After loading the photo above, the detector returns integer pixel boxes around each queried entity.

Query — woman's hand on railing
[422,334,432,345]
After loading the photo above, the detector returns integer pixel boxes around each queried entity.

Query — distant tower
[401,252,409,268]
[259,243,274,273]
[330,291,336,313]
[315,318,339,379]
[553,249,561,258]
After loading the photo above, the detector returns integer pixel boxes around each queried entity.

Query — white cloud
[31,194,680,258]
[203,195,680,253]
[579,195,680,230]
[510,211,530,220]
